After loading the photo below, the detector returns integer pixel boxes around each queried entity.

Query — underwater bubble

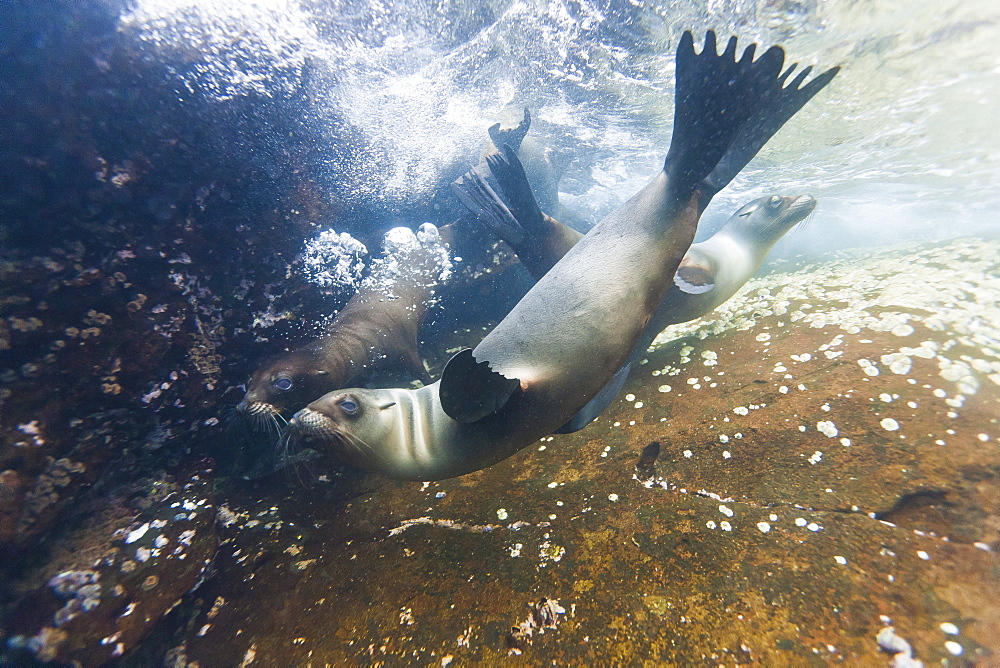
[300,229,368,292]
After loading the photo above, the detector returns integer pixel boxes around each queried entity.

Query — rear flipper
[451,170,527,247]
[487,107,531,153]
[484,145,549,239]
[665,30,839,202]
[701,65,839,209]
[453,150,567,279]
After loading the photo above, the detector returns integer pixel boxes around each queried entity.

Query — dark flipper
[439,348,520,423]
[451,171,526,246]
[701,64,840,205]
[484,145,549,240]
[673,264,716,295]
[553,362,632,434]
[665,30,838,201]
[487,107,531,153]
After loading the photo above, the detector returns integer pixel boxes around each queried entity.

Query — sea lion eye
[339,398,359,415]
[768,195,783,208]
[272,377,293,392]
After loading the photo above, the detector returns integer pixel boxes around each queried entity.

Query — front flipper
[487,107,531,153]
[554,362,632,434]
[673,265,716,295]
[440,348,521,423]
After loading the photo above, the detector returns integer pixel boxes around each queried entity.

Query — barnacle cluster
[48,570,102,626]
[188,315,224,389]
[652,239,1000,397]
[8,316,43,333]
[506,598,566,656]
[16,458,87,533]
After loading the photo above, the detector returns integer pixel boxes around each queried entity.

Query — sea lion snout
[288,407,334,437]
[236,397,277,417]
[789,195,817,217]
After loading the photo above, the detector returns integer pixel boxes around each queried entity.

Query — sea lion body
[237,224,448,424]
[291,32,839,480]
[659,194,815,324]
[465,171,699,418]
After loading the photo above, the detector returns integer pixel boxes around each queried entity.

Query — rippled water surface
[122,0,999,247]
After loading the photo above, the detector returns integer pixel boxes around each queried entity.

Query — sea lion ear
[440,348,520,423]
[313,370,329,376]
[377,401,397,410]
[674,265,716,295]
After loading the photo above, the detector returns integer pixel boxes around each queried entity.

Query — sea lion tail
[451,170,527,246]
[664,30,839,201]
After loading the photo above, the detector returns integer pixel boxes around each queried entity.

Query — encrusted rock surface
[5,462,217,664]
[160,239,998,665]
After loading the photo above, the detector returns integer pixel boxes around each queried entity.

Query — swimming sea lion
[661,194,816,322]
[237,224,450,428]
[289,31,839,480]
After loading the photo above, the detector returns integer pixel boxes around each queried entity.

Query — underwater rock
[3,462,217,664]
[506,597,567,656]
[165,239,996,665]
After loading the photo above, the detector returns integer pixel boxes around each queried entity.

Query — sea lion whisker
[282,430,319,488]
[222,407,248,439]
[274,429,312,488]
[334,427,390,469]
[268,413,285,437]
[241,405,273,434]
[782,204,817,238]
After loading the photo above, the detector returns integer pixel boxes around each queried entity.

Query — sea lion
[237,224,450,429]
[289,31,839,480]
[454,152,816,330]
[661,194,816,323]
[238,113,546,431]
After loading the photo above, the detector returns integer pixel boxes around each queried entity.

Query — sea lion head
[726,194,816,246]
[287,388,401,471]
[237,346,338,426]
